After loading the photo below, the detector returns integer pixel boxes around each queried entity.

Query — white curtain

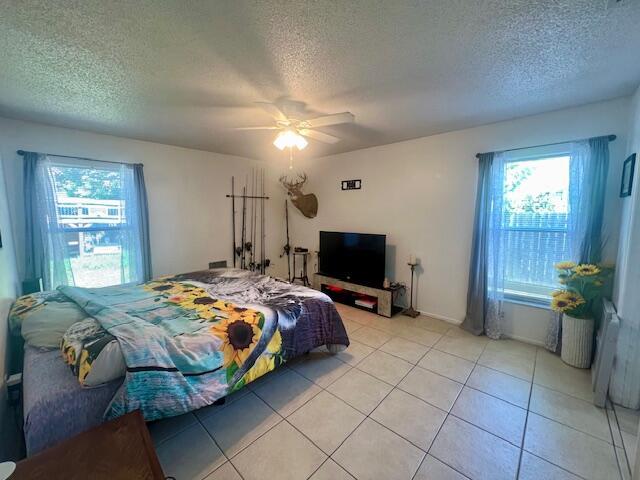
[544,140,592,351]
[34,156,75,289]
[32,155,146,290]
[486,143,591,341]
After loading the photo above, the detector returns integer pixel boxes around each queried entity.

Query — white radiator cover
[609,324,640,409]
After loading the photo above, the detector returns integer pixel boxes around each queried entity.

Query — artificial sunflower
[573,264,601,276]
[551,296,575,313]
[561,291,586,306]
[211,317,261,367]
[551,290,566,298]
[555,261,577,270]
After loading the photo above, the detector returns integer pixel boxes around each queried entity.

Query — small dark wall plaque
[620,153,635,198]
[341,179,362,191]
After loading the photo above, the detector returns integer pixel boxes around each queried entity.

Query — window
[500,147,572,302]
[34,156,147,289]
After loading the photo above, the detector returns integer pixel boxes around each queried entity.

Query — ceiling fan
[235,102,355,151]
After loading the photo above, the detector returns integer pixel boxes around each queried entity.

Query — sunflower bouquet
[550,261,613,319]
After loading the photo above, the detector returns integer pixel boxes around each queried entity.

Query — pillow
[10,292,87,348]
[61,318,126,387]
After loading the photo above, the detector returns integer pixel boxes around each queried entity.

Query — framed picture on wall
[620,153,636,198]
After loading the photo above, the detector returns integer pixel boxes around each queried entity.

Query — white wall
[0,116,287,283]
[610,86,640,408]
[285,97,630,344]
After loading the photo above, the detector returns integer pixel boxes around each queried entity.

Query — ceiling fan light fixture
[273,130,308,151]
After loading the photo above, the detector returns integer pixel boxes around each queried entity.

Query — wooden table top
[13,411,165,480]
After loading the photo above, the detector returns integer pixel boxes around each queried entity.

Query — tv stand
[313,273,404,318]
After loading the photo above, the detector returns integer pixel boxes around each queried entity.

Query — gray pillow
[21,300,87,348]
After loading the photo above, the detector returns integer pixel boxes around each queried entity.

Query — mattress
[22,345,122,456]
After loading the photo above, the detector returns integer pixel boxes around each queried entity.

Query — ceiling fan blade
[255,102,288,122]
[305,112,354,128]
[299,129,341,144]
[234,126,280,130]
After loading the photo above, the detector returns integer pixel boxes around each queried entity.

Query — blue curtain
[133,164,152,281]
[23,151,43,283]
[462,152,495,336]
[580,136,610,264]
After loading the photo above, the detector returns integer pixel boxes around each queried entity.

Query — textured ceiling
[1,0,640,160]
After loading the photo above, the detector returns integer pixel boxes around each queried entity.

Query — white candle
[409,254,416,265]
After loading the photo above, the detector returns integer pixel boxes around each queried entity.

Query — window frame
[500,145,573,304]
[47,158,132,287]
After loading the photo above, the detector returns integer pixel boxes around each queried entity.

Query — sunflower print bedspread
[56,269,349,421]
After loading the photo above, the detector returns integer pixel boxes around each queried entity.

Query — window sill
[503,294,551,310]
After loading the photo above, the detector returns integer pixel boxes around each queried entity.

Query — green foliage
[552,264,614,319]
[52,166,121,200]
[504,163,565,213]
[505,163,532,193]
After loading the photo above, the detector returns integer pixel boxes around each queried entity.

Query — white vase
[561,314,594,369]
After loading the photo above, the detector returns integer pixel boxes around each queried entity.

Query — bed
[13,268,349,455]
[23,346,123,455]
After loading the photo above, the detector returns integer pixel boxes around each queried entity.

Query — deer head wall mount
[279,173,318,218]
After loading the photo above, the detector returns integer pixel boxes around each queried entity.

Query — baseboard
[416,309,462,326]
[501,332,546,348]
[417,307,547,348]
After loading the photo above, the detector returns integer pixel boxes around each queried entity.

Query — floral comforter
[19,269,349,421]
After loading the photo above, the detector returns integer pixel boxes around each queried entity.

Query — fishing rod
[247,171,253,270]
[280,199,291,281]
[240,184,247,269]
[260,168,267,275]
[252,168,257,271]
[227,172,270,271]
[231,176,236,268]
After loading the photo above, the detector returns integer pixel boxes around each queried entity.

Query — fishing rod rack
[228,169,270,274]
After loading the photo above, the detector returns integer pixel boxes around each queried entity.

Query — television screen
[319,231,386,287]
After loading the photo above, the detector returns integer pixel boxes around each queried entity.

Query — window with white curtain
[500,145,573,302]
[37,156,145,288]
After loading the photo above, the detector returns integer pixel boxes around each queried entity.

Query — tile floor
[609,402,640,479]
[150,303,625,480]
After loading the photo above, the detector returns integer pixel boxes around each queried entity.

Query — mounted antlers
[279,173,307,196]
[279,172,318,219]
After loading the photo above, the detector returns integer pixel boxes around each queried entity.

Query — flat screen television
[319,231,386,287]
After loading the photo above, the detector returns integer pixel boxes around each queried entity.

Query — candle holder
[403,261,420,318]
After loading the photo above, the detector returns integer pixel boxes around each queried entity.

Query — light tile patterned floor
[150,303,624,480]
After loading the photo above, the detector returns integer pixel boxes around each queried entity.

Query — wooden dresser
[13,410,164,480]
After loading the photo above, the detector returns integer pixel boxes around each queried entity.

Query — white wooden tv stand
[313,273,403,318]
